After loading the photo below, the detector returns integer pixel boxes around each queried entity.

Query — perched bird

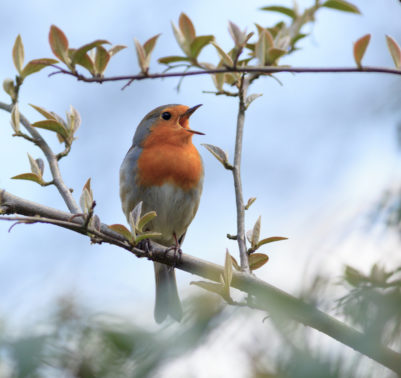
[120,104,204,323]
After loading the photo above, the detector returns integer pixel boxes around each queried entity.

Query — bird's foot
[164,244,182,270]
[137,238,153,257]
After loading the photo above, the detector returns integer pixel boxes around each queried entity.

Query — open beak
[180,104,205,135]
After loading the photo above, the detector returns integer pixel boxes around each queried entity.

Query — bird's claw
[137,238,153,257]
[165,245,182,270]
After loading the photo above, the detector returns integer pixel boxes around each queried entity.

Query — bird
[119,104,204,323]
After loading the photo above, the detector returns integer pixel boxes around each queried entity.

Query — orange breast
[137,126,203,191]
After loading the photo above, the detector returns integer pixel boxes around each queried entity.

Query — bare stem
[0,102,80,214]
[233,75,250,273]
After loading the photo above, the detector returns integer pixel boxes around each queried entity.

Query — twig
[47,65,401,87]
[0,102,80,214]
[233,75,250,272]
[1,188,401,374]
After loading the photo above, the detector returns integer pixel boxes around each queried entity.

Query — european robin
[119,104,204,323]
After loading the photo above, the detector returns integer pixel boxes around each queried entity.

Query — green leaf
[353,34,371,67]
[137,211,157,233]
[190,35,214,58]
[27,153,42,177]
[29,104,57,120]
[21,58,58,79]
[108,224,133,243]
[3,78,16,99]
[73,52,95,75]
[249,253,269,271]
[245,93,262,109]
[109,45,127,57]
[134,231,162,244]
[251,216,261,248]
[386,35,401,69]
[172,22,189,55]
[158,56,191,64]
[257,236,288,248]
[244,197,256,210]
[129,201,142,230]
[12,35,25,74]
[230,255,241,271]
[49,25,70,63]
[94,46,110,75]
[190,281,225,296]
[201,143,229,168]
[11,104,20,133]
[11,173,43,185]
[212,42,233,66]
[260,6,296,18]
[344,265,367,286]
[179,13,196,43]
[31,120,68,139]
[134,39,147,73]
[72,39,110,64]
[143,34,160,56]
[322,0,360,14]
[223,249,233,288]
[266,47,287,65]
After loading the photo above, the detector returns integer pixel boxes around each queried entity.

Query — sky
[0,0,401,376]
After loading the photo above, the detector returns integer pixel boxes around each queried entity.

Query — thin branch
[1,188,401,374]
[0,102,80,214]
[48,65,401,86]
[233,75,250,272]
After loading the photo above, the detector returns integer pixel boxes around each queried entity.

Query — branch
[233,75,249,272]
[49,65,401,86]
[1,188,401,375]
[0,102,80,214]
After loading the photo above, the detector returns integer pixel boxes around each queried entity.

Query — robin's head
[133,104,204,147]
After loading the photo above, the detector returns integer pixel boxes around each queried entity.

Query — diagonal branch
[0,102,80,214]
[1,188,401,375]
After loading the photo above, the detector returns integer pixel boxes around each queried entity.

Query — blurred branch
[233,75,249,272]
[0,102,80,214]
[49,65,401,87]
[1,189,401,374]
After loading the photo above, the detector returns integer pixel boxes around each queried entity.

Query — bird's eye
[161,112,171,120]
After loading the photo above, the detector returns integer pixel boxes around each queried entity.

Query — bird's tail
[153,262,183,323]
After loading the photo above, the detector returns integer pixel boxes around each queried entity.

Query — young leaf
[72,39,110,64]
[134,231,162,244]
[321,0,360,14]
[35,158,45,176]
[11,104,20,133]
[66,105,81,134]
[244,197,256,210]
[21,58,59,79]
[29,104,57,120]
[190,281,225,296]
[249,253,269,271]
[251,216,261,248]
[108,224,134,243]
[212,43,233,66]
[172,22,189,56]
[3,79,16,100]
[190,35,214,58]
[11,173,43,185]
[260,6,296,19]
[201,143,229,168]
[31,120,68,140]
[94,46,110,75]
[179,13,196,44]
[228,21,247,47]
[27,153,42,177]
[143,34,160,56]
[137,211,157,233]
[223,249,233,288]
[109,45,127,57]
[134,39,147,73]
[266,47,287,65]
[230,254,241,271]
[49,25,70,63]
[130,201,143,229]
[245,93,262,109]
[257,236,288,248]
[80,179,93,214]
[353,34,371,67]
[158,56,191,65]
[386,35,401,68]
[12,35,25,74]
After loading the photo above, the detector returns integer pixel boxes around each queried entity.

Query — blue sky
[1,1,401,374]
